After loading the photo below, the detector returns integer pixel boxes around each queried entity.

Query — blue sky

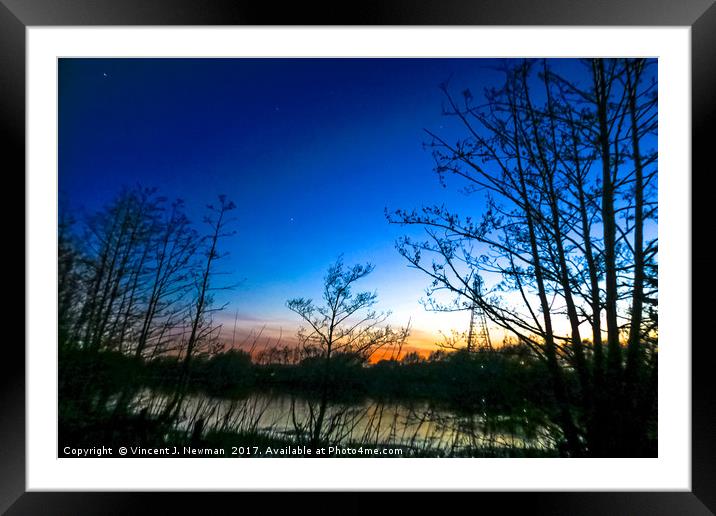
[59,58,656,355]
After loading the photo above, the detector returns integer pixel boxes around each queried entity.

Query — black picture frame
[3,0,714,513]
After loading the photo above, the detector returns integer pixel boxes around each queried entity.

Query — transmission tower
[466,276,492,352]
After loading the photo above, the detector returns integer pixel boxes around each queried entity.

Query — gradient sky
[58,58,655,356]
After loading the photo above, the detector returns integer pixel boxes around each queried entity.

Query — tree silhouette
[286,256,409,450]
[388,58,658,456]
[287,257,408,363]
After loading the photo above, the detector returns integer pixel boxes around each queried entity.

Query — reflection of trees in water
[127,390,555,456]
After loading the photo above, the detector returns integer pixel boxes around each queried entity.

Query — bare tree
[60,188,240,426]
[72,187,160,353]
[58,206,84,351]
[133,199,198,360]
[287,258,408,363]
[286,256,409,448]
[388,58,658,456]
[179,194,237,380]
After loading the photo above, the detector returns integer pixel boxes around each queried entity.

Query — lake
[126,388,557,457]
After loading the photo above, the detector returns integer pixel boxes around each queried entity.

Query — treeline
[59,188,236,366]
[59,187,240,431]
[61,344,560,414]
[388,58,658,456]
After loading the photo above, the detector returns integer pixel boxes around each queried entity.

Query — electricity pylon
[466,276,492,352]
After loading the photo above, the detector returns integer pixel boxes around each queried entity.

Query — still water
[128,389,556,456]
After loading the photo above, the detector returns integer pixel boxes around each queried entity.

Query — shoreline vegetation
[59,340,654,458]
[59,58,658,458]
[58,346,567,458]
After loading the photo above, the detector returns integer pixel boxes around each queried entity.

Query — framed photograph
[5,0,714,512]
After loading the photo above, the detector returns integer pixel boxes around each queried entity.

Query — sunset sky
[58,58,654,358]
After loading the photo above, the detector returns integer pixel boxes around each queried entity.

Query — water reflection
[125,389,556,456]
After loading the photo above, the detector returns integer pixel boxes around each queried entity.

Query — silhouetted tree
[388,58,657,456]
[134,199,198,360]
[72,187,161,353]
[162,195,237,422]
[287,257,408,364]
[59,188,239,433]
[58,207,84,351]
[286,256,409,449]
[179,195,237,379]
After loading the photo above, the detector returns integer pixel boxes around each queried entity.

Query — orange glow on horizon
[223,321,513,364]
